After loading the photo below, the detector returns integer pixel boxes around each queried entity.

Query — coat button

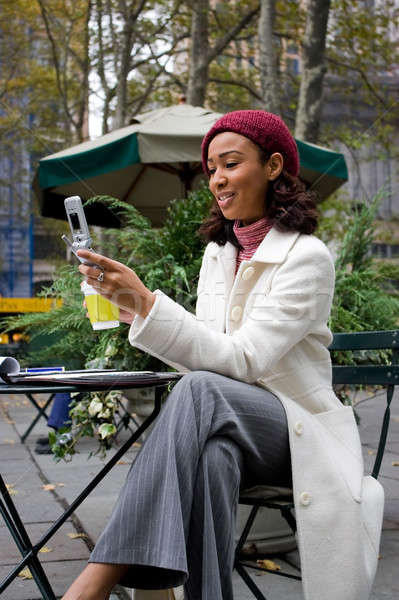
[231,305,243,321]
[242,266,255,280]
[294,421,303,435]
[300,492,311,506]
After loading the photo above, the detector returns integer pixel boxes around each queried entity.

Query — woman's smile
[216,191,235,209]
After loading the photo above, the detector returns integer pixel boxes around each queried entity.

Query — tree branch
[106,0,119,74]
[326,56,390,109]
[208,6,260,63]
[36,0,76,129]
[209,77,263,102]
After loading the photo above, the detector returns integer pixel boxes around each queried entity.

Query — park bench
[234,329,399,600]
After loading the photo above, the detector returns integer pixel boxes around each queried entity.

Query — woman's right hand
[82,300,134,325]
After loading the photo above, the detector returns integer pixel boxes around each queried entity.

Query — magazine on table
[0,357,184,387]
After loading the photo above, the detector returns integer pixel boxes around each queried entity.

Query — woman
[63,110,383,600]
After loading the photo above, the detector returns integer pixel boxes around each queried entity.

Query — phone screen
[70,212,81,231]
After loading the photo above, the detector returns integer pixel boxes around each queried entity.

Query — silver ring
[96,270,104,283]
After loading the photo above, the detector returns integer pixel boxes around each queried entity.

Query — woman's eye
[208,168,216,175]
[226,162,237,168]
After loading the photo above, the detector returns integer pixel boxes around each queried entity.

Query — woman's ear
[267,153,284,180]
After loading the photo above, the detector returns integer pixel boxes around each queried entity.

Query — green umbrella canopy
[34,104,348,227]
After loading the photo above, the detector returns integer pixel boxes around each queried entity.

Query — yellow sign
[0,298,63,313]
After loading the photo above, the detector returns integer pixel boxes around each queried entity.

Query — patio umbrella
[33,104,348,227]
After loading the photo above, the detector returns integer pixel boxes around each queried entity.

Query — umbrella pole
[122,165,148,202]
[179,162,205,197]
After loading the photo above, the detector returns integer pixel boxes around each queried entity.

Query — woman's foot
[62,562,129,600]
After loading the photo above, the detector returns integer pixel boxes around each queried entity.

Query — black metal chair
[234,329,399,599]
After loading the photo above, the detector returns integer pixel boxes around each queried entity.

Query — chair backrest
[329,329,399,479]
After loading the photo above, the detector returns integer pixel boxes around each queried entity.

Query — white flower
[88,399,103,416]
[98,408,111,419]
[98,423,117,439]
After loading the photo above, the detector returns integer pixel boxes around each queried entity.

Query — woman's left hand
[77,249,155,320]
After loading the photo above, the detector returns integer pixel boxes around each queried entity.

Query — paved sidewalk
[1,388,398,599]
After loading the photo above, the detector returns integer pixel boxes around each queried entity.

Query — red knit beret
[201,109,299,177]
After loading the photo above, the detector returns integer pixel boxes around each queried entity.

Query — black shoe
[35,443,53,455]
[36,435,50,445]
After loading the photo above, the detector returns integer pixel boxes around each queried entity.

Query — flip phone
[62,196,99,267]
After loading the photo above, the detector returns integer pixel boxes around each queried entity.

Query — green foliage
[329,190,399,334]
[1,267,93,368]
[375,260,399,287]
[317,191,355,246]
[329,191,399,370]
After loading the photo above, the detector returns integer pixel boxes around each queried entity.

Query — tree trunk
[186,1,259,107]
[75,0,91,141]
[186,0,209,107]
[295,0,331,142]
[114,0,147,128]
[114,16,135,127]
[258,0,280,114]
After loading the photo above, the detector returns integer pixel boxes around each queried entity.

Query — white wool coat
[129,226,384,600]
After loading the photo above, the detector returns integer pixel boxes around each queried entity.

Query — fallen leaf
[117,460,129,465]
[57,483,65,487]
[3,438,15,444]
[367,449,377,455]
[18,567,33,580]
[133,442,142,448]
[5,483,17,496]
[42,484,56,491]
[256,559,281,572]
[39,546,53,553]
[392,461,399,467]
[67,532,88,539]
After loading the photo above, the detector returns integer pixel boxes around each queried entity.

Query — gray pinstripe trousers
[90,371,292,600]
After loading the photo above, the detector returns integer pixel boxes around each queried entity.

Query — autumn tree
[36,0,92,143]
[186,0,259,106]
[0,0,93,153]
[195,0,398,148]
[92,0,190,132]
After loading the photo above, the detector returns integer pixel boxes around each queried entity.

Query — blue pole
[28,112,34,297]
[8,156,14,296]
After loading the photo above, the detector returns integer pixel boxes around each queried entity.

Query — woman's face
[207,132,282,226]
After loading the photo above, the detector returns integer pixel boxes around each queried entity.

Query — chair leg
[234,500,301,599]
[235,563,269,600]
[280,505,297,534]
[235,504,259,557]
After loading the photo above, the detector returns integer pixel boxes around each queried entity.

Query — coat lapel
[251,227,300,264]
[207,227,301,332]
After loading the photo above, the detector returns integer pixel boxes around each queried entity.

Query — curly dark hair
[198,145,319,248]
